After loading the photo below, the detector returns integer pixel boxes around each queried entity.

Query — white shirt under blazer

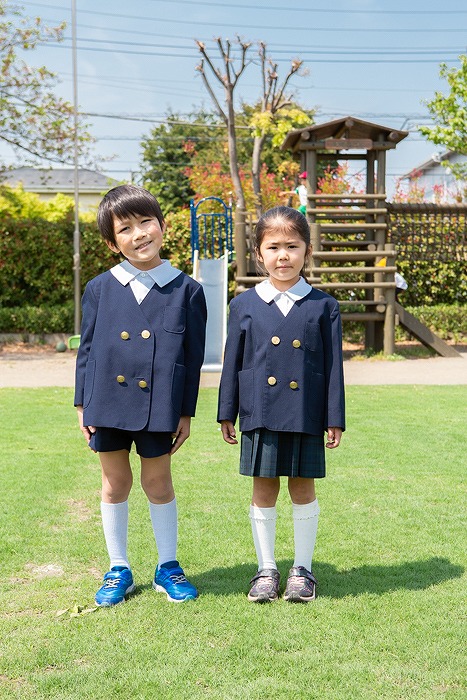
[217,278,345,435]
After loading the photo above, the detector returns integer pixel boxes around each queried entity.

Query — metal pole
[72,0,81,334]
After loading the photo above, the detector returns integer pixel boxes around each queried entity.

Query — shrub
[0,302,74,333]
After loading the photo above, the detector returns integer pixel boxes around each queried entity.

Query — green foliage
[0,1,94,167]
[162,208,193,274]
[396,257,466,305]
[0,302,73,333]
[140,110,223,213]
[419,54,467,180]
[400,304,467,342]
[0,183,76,221]
[0,217,118,308]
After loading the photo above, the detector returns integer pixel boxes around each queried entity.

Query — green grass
[0,386,465,700]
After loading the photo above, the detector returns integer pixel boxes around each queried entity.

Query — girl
[75,185,207,606]
[218,206,345,603]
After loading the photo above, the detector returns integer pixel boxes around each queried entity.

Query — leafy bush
[397,304,467,343]
[0,302,74,333]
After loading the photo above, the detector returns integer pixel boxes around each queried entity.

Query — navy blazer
[74,270,207,432]
[217,287,345,435]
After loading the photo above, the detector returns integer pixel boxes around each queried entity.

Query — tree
[419,55,467,180]
[196,36,251,210]
[140,110,224,213]
[249,43,311,215]
[195,37,310,214]
[0,1,93,169]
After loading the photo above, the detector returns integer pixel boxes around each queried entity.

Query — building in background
[3,168,119,212]
[400,151,467,203]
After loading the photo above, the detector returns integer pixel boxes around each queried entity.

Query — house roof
[281,115,408,152]
[400,150,457,180]
[4,167,119,193]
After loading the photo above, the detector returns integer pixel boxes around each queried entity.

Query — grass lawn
[0,386,465,700]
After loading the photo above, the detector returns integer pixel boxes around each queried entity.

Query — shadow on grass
[184,556,463,599]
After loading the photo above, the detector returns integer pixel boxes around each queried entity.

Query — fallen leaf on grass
[56,604,97,619]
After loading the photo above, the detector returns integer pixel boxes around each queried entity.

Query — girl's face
[106,213,165,270]
[256,227,311,291]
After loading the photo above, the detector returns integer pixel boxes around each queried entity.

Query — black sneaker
[247,568,280,603]
[283,566,317,602]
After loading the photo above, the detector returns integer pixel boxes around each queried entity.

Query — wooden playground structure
[233,116,461,358]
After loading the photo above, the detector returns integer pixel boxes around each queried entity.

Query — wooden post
[309,223,322,283]
[383,243,396,355]
[234,207,247,279]
[305,150,318,222]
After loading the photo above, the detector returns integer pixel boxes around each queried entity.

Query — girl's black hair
[97,184,164,245]
[254,206,311,276]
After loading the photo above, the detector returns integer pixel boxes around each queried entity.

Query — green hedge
[0,302,74,333]
[0,302,465,340]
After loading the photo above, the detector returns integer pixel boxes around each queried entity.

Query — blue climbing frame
[190,196,233,260]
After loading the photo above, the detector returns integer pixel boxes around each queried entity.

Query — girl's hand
[326,427,342,449]
[76,405,96,451]
[170,416,191,455]
[221,420,238,444]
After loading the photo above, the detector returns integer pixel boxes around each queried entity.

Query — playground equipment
[234,116,461,358]
[190,197,233,370]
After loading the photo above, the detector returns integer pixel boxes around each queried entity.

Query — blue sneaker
[153,560,198,602]
[95,566,136,607]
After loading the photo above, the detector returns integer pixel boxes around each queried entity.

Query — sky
[6,0,467,198]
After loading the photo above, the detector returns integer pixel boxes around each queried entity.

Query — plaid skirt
[240,428,325,479]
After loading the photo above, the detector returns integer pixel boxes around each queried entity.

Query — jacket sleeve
[324,300,346,430]
[180,283,207,416]
[73,282,98,407]
[217,302,245,424]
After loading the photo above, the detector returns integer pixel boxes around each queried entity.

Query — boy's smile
[106,213,165,270]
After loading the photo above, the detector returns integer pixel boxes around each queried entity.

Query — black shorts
[89,427,173,458]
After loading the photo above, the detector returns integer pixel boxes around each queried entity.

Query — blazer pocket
[83,360,96,409]
[171,363,186,414]
[238,368,254,417]
[305,321,323,353]
[163,306,186,333]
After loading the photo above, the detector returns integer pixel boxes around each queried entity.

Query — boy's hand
[221,420,238,445]
[326,427,342,449]
[76,405,96,451]
[170,416,191,455]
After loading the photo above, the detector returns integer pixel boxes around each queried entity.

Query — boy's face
[106,213,165,270]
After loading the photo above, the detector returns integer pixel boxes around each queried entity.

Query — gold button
[120,331,129,340]
[292,339,301,348]
[138,380,148,389]
[141,330,151,339]
[116,375,125,383]
[271,336,280,345]
[289,381,298,390]
[267,376,277,386]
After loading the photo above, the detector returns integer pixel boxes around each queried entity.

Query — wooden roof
[281,116,408,152]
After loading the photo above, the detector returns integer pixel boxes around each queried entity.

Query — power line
[20,2,467,34]
[23,0,467,16]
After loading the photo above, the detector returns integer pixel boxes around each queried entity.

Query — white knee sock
[100,500,130,570]
[149,497,178,567]
[292,499,320,571]
[249,505,277,571]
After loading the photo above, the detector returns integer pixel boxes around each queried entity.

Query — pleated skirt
[240,428,325,479]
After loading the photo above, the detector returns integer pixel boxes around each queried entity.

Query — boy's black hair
[97,184,165,245]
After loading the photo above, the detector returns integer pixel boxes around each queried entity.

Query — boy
[74,185,207,606]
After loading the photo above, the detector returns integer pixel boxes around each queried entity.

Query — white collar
[255,277,312,303]
[110,259,182,287]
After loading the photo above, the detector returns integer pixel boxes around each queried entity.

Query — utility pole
[72,0,81,334]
